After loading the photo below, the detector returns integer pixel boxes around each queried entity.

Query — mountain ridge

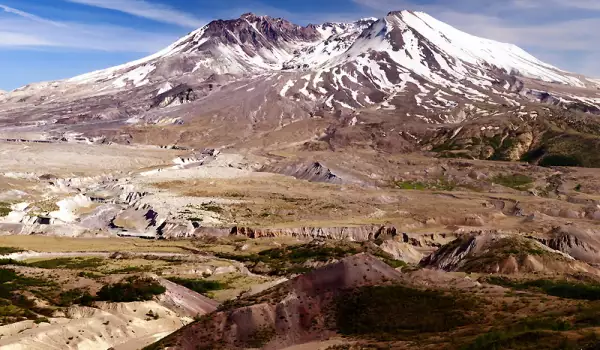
[2,10,600,169]
[6,10,589,91]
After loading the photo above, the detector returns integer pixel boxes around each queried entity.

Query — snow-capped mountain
[61,10,595,91]
[1,10,600,146]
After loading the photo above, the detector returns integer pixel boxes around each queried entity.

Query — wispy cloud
[64,0,205,28]
[0,31,53,46]
[0,5,178,52]
[512,0,600,11]
[0,4,66,27]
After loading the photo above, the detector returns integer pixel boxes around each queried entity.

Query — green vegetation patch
[521,131,600,168]
[393,179,456,191]
[461,314,596,350]
[96,277,166,302]
[0,203,11,217]
[0,247,24,255]
[394,181,427,191]
[539,155,583,167]
[216,242,405,276]
[200,203,223,214]
[57,289,94,307]
[0,268,56,324]
[463,329,571,350]
[28,257,105,270]
[244,325,276,348]
[0,259,27,266]
[486,277,600,301]
[167,277,227,295]
[335,285,478,340]
[492,174,534,191]
[107,266,147,274]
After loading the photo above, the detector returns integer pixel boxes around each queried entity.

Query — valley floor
[2,140,600,349]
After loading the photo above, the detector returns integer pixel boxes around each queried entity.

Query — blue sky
[0,0,598,90]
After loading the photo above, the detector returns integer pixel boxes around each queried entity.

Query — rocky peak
[199,12,320,47]
[355,17,378,28]
[239,12,262,21]
[387,10,415,18]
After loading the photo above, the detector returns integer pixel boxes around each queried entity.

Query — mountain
[2,10,600,165]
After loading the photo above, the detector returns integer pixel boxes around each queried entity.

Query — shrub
[463,330,567,350]
[146,310,159,320]
[96,277,166,302]
[394,181,427,190]
[244,326,276,348]
[200,203,223,214]
[34,317,50,324]
[539,155,582,167]
[216,242,406,276]
[166,278,226,295]
[0,268,56,324]
[393,179,456,191]
[486,277,600,301]
[0,247,24,255]
[57,289,94,307]
[335,285,477,339]
[492,174,533,190]
[0,203,11,217]
[29,258,104,270]
[0,259,28,267]
[107,266,145,274]
[462,316,573,350]
[77,271,103,279]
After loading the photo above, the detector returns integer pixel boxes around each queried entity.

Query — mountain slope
[1,10,600,165]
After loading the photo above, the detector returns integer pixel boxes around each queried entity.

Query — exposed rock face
[259,161,344,183]
[203,13,321,49]
[223,225,457,253]
[112,204,158,233]
[379,239,424,264]
[158,278,220,317]
[230,225,399,241]
[421,233,600,275]
[422,107,600,167]
[152,84,199,109]
[536,226,600,264]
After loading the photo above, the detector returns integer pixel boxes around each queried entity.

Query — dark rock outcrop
[260,161,344,184]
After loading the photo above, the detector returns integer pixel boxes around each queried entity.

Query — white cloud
[0,31,53,46]
[0,4,66,27]
[512,0,600,11]
[64,0,205,28]
[0,12,178,53]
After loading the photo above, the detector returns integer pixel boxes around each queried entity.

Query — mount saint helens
[1,10,600,166]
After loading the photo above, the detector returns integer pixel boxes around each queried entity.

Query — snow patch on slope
[112,65,156,88]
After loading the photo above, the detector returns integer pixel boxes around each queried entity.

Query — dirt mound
[421,233,600,275]
[260,161,344,184]
[146,254,402,350]
[0,273,219,350]
[0,301,185,350]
